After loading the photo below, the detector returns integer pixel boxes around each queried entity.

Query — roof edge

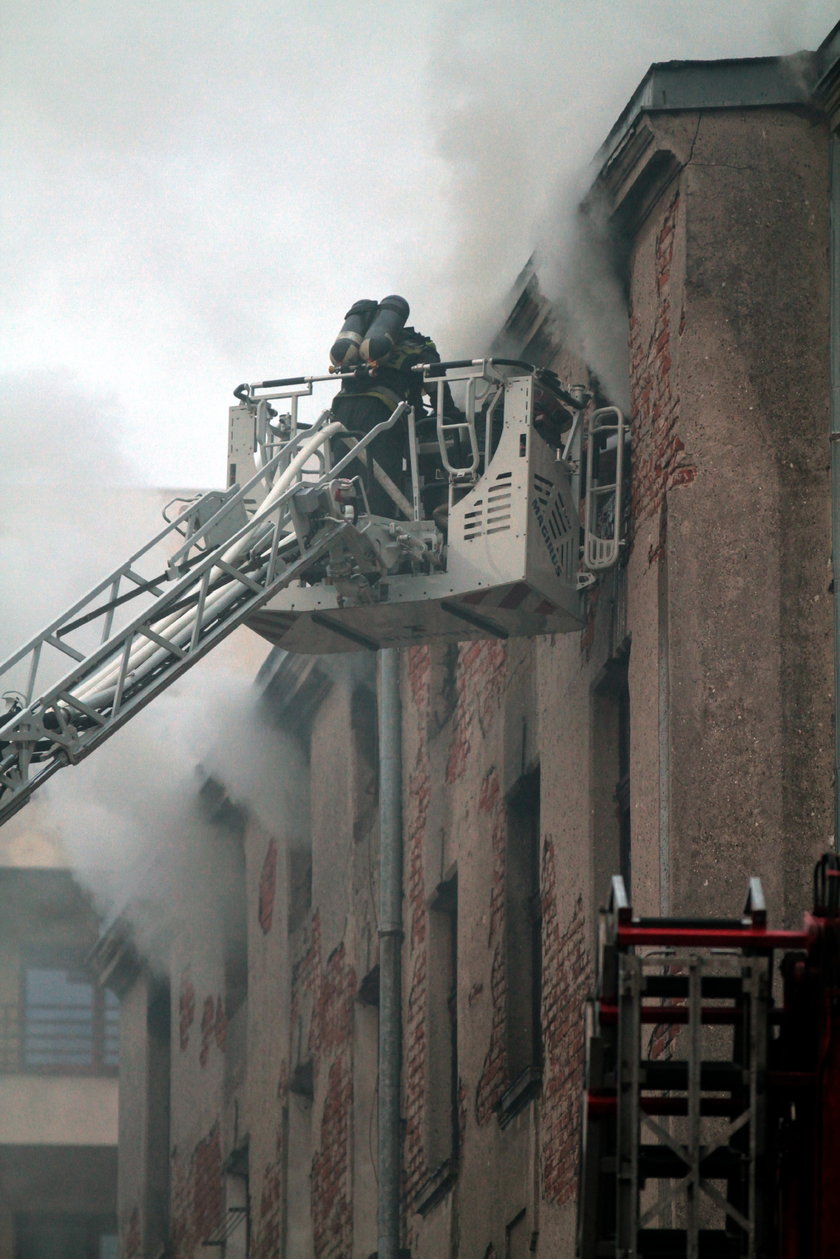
[596,51,821,177]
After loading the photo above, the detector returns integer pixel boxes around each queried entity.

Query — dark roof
[596,52,822,176]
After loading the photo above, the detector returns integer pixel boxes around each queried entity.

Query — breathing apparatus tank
[329,299,378,368]
[360,295,410,365]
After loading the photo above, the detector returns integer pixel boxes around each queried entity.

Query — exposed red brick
[407,757,431,951]
[408,642,432,710]
[258,837,278,934]
[628,189,697,550]
[178,972,195,1052]
[199,996,216,1068]
[286,910,357,1255]
[171,1123,223,1257]
[540,845,589,1206]
[290,911,322,1033]
[253,1160,282,1259]
[403,646,432,1205]
[446,641,507,782]
[475,768,509,1124]
[193,1124,224,1239]
[214,995,227,1052]
[198,994,229,1068]
[648,962,683,1060]
[251,1102,286,1259]
[312,1056,353,1258]
[310,942,356,1057]
[404,949,428,1200]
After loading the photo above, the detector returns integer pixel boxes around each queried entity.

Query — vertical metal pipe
[377,646,403,1259]
[658,503,671,915]
[830,133,840,849]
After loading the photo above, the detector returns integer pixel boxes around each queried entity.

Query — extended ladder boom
[0,415,376,825]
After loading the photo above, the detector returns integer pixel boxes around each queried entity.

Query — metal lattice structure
[1,360,627,825]
[0,424,348,823]
[578,877,814,1259]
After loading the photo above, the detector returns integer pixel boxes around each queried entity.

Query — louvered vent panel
[463,471,513,539]
[532,472,576,580]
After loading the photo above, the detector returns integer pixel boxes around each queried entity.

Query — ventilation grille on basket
[462,470,513,539]
[532,472,575,579]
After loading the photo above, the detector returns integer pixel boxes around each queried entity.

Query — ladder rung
[640,1061,748,1090]
[635,1228,744,1259]
[641,976,748,1000]
[638,1145,747,1179]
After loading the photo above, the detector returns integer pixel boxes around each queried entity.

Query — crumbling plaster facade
[611,101,832,924]
[112,41,838,1259]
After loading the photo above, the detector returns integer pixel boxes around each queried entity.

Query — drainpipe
[377,646,403,1259]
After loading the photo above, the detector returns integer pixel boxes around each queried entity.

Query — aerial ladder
[0,358,627,826]
[578,857,840,1259]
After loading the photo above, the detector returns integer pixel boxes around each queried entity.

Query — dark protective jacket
[335,327,440,413]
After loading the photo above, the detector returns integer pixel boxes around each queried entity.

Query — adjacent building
[0,804,119,1258]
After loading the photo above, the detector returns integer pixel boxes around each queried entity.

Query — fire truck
[577,858,840,1259]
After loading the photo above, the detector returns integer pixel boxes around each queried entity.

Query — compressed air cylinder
[360,295,410,364]
[329,299,378,368]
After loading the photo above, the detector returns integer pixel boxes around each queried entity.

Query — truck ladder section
[578,861,840,1259]
[0,408,412,826]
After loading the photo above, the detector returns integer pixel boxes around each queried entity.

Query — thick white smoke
[3,0,835,484]
[0,369,296,975]
[39,668,307,975]
[423,0,834,377]
[0,370,144,656]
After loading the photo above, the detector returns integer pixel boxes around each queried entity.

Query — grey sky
[2,0,836,487]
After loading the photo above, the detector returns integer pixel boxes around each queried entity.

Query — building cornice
[815,21,840,130]
[595,53,822,180]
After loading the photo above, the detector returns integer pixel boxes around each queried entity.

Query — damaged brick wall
[446,640,508,784]
[404,644,432,1206]
[252,1132,283,1259]
[171,1123,223,1257]
[540,853,588,1207]
[280,911,357,1258]
[475,768,509,1125]
[258,837,278,934]
[628,188,696,548]
[311,1056,353,1256]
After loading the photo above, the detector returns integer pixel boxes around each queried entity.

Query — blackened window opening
[146,978,171,1252]
[504,767,542,1104]
[424,873,459,1184]
[223,828,248,1020]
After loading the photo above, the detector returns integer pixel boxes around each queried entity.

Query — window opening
[502,767,542,1118]
[19,961,118,1074]
[15,1213,117,1259]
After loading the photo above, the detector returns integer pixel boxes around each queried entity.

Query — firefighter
[330,296,441,516]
